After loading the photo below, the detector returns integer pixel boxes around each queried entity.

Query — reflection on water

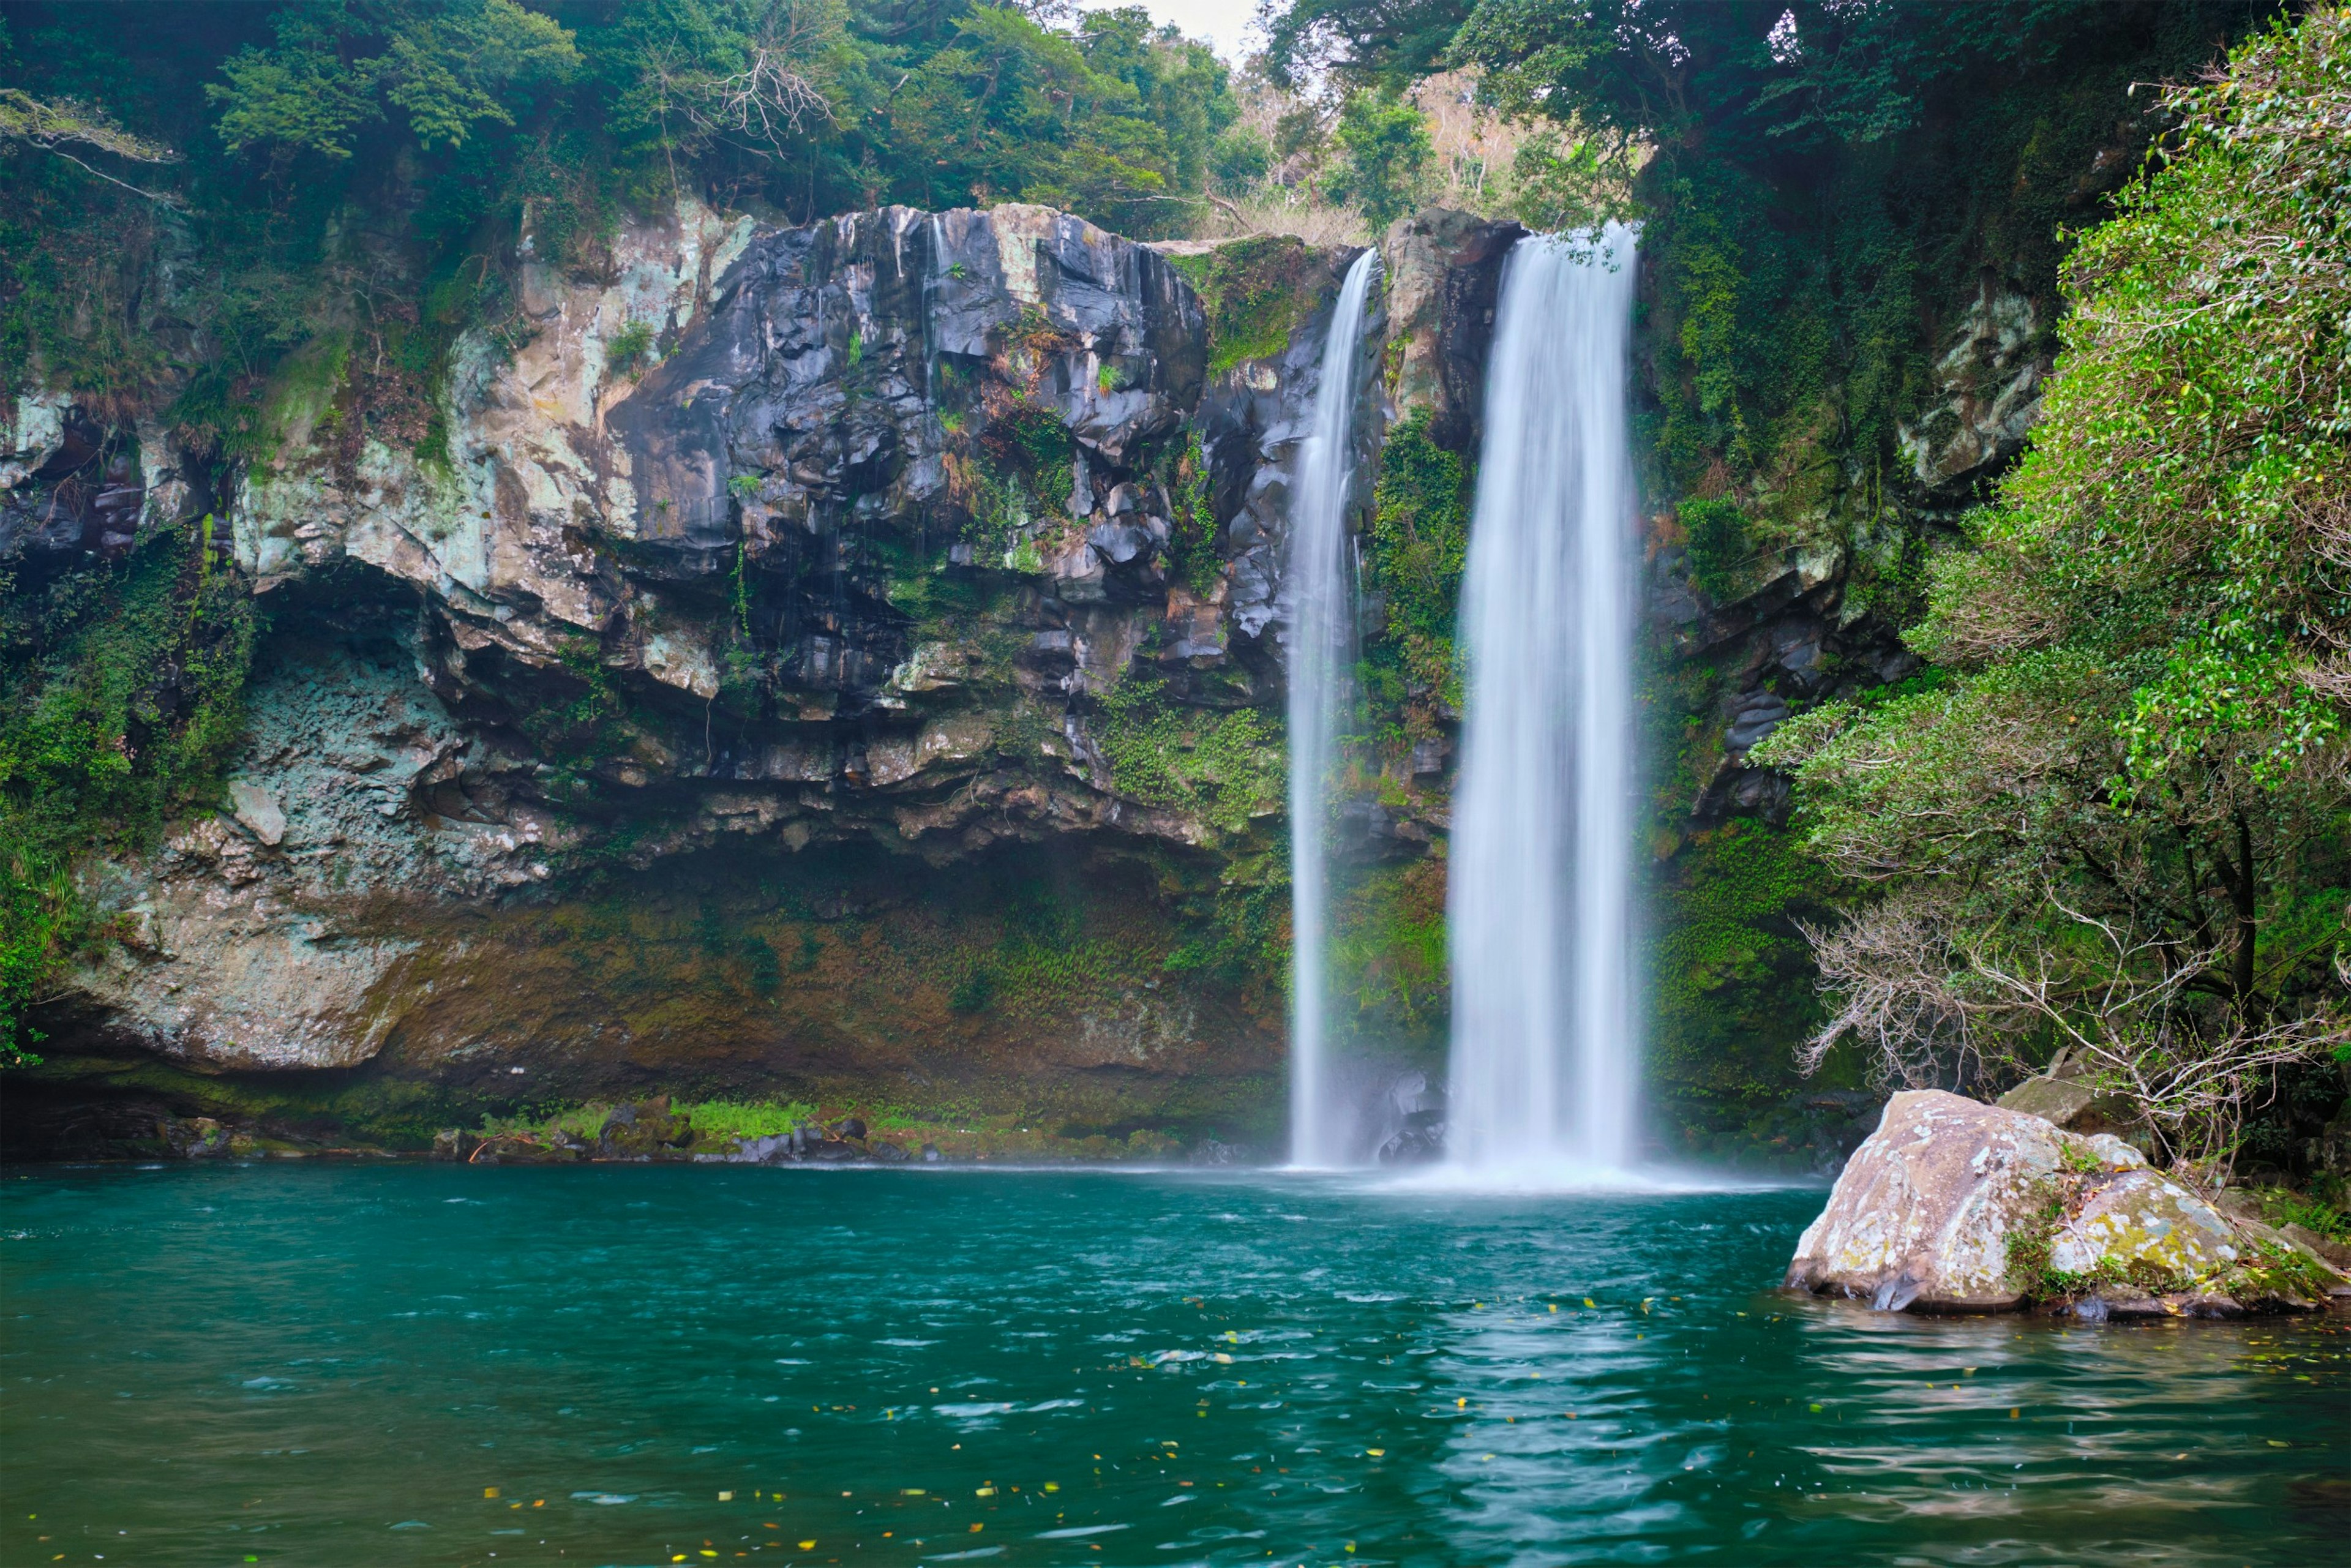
[1,1165,2341,1566]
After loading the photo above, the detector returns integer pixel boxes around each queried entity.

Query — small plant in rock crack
[605,319,656,377]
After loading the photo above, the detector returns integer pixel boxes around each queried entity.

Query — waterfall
[1446,226,1642,1179]
[1287,248,1381,1168]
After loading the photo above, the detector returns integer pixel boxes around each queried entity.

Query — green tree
[209,0,581,163]
[1757,9,2351,1170]
[1327,88,1430,228]
[1209,123,1272,194]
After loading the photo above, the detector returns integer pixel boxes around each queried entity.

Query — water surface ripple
[2,1166,2342,1566]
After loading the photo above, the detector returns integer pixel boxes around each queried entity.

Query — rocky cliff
[1,184,2034,1163]
[2,199,1430,1155]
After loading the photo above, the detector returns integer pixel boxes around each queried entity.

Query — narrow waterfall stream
[1286,248,1380,1168]
[1447,227,1642,1179]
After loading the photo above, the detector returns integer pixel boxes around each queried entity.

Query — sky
[1079,0,1267,59]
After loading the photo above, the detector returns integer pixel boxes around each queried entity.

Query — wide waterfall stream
[1285,249,1381,1169]
[4,1164,2339,1567]
[1448,228,1643,1181]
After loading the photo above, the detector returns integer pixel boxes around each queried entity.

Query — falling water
[1287,247,1381,1168]
[1447,226,1642,1179]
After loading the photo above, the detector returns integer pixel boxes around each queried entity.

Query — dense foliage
[0,1,1238,408]
[1758,9,2350,1169]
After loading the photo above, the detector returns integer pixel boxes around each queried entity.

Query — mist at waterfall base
[1286,249,1381,1170]
[6,1164,2341,1568]
[1441,227,1646,1188]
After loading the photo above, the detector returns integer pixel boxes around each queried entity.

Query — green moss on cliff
[1092,675,1284,835]
[1167,236,1327,372]
[1648,817,1850,1128]
[1,520,258,1062]
[1677,497,1750,603]
[1329,858,1449,1047]
[1364,408,1468,711]
[1160,429,1224,598]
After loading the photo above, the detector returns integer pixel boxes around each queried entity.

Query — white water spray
[1288,248,1381,1168]
[1446,227,1642,1180]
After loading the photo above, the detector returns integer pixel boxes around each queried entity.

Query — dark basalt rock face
[610,206,1205,597]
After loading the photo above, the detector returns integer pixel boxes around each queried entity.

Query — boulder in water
[1780,1089,2315,1313]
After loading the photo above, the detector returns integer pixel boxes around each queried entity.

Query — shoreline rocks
[1785,1090,2350,1316]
